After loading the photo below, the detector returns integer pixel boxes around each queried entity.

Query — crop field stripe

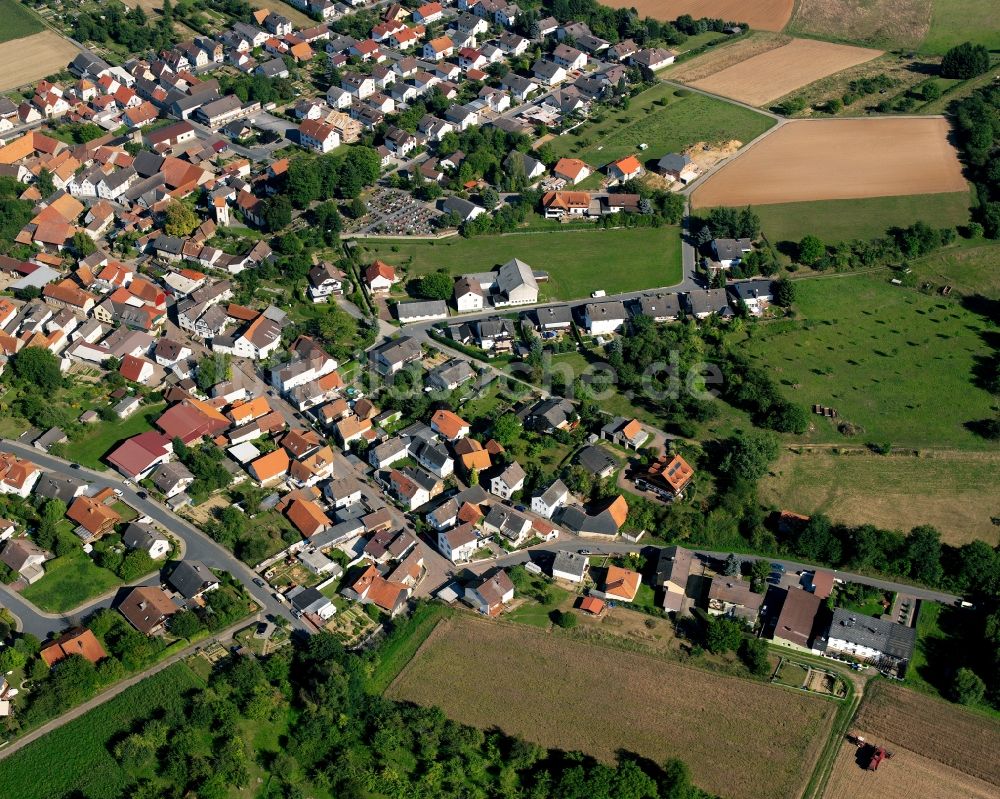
[0,0,45,43]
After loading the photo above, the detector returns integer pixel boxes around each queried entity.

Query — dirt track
[690,38,882,106]
[599,0,794,31]
[0,31,79,91]
[691,117,967,207]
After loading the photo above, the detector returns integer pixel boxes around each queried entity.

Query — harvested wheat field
[689,39,882,106]
[788,0,932,50]
[853,681,1000,787]
[389,616,836,799]
[691,118,966,207]
[0,31,79,91]
[823,739,998,799]
[599,0,793,31]
[664,31,790,83]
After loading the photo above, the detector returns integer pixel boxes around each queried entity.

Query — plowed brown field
[691,117,967,207]
[599,0,794,31]
[388,615,836,799]
[689,39,882,106]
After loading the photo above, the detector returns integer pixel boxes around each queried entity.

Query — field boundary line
[384,614,453,695]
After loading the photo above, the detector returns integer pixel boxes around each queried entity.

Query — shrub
[940,42,990,79]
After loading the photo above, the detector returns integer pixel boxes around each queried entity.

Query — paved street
[0,440,305,637]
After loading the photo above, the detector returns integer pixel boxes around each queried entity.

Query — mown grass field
[909,240,1000,299]
[388,616,836,799]
[750,191,972,246]
[356,227,682,301]
[740,273,997,449]
[923,0,1000,52]
[760,449,1000,545]
[20,540,124,611]
[0,0,44,43]
[545,81,776,168]
[0,663,205,799]
[70,402,166,470]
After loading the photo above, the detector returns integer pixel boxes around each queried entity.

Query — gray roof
[634,293,682,320]
[495,460,525,488]
[729,280,774,302]
[441,195,484,219]
[483,504,530,538]
[528,397,574,430]
[396,299,448,321]
[426,358,475,389]
[529,304,573,327]
[828,607,916,661]
[122,521,167,551]
[552,549,587,579]
[532,60,565,80]
[558,504,619,536]
[713,238,753,262]
[152,461,194,492]
[168,560,218,599]
[415,440,452,470]
[373,335,422,367]
[577,445,618,475]
[287,585,330,614]
[538,479,569,506]
[496,258,537,294]
[656,152,691,172]
[34,473,86,503]
[584,300,627,322]
[684,288,730,316]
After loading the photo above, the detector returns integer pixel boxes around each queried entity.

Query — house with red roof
[363,260,399,293]
[107,431,173,479]
[608,154,643,184]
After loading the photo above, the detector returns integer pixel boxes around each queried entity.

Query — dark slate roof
[829,607,916,660]
[168,560,218,598]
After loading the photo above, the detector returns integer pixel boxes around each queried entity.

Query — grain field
[388,616,837,799]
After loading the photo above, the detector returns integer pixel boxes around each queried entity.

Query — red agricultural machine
[847,734,895,771]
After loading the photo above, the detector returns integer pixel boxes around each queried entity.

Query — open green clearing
[545,82,776,168]
[20,541,123,612]
[749,190,972,245]
[923,0,1000,53]
[760,449,1000,546]
[0,0,44,43]
[70,402,166,470]
[909,240,1000,299]
[357,227,682,301]
[0,663,204,799]
[740,273,996,449]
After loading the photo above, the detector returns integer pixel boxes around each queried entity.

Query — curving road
[0,440,305,638]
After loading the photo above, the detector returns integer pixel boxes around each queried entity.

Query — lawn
[19,543,124,612]
[760,449,1000,546]
[546,82,776,168]
[357,227,682,301]
[388,615,837,799]
[0,0,44,43]
[908,240,1000,299]
[740,273,997,449]
[923,0,1000,52]
[69,402,166,470]
[507,579,572,628]
[748,190,972,246]
[0,663,205,799]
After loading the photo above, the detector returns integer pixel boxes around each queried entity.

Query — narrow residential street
[0,440,305,637]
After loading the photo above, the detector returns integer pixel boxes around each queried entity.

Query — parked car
[770,562,786,573]
[253,578,265,587]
